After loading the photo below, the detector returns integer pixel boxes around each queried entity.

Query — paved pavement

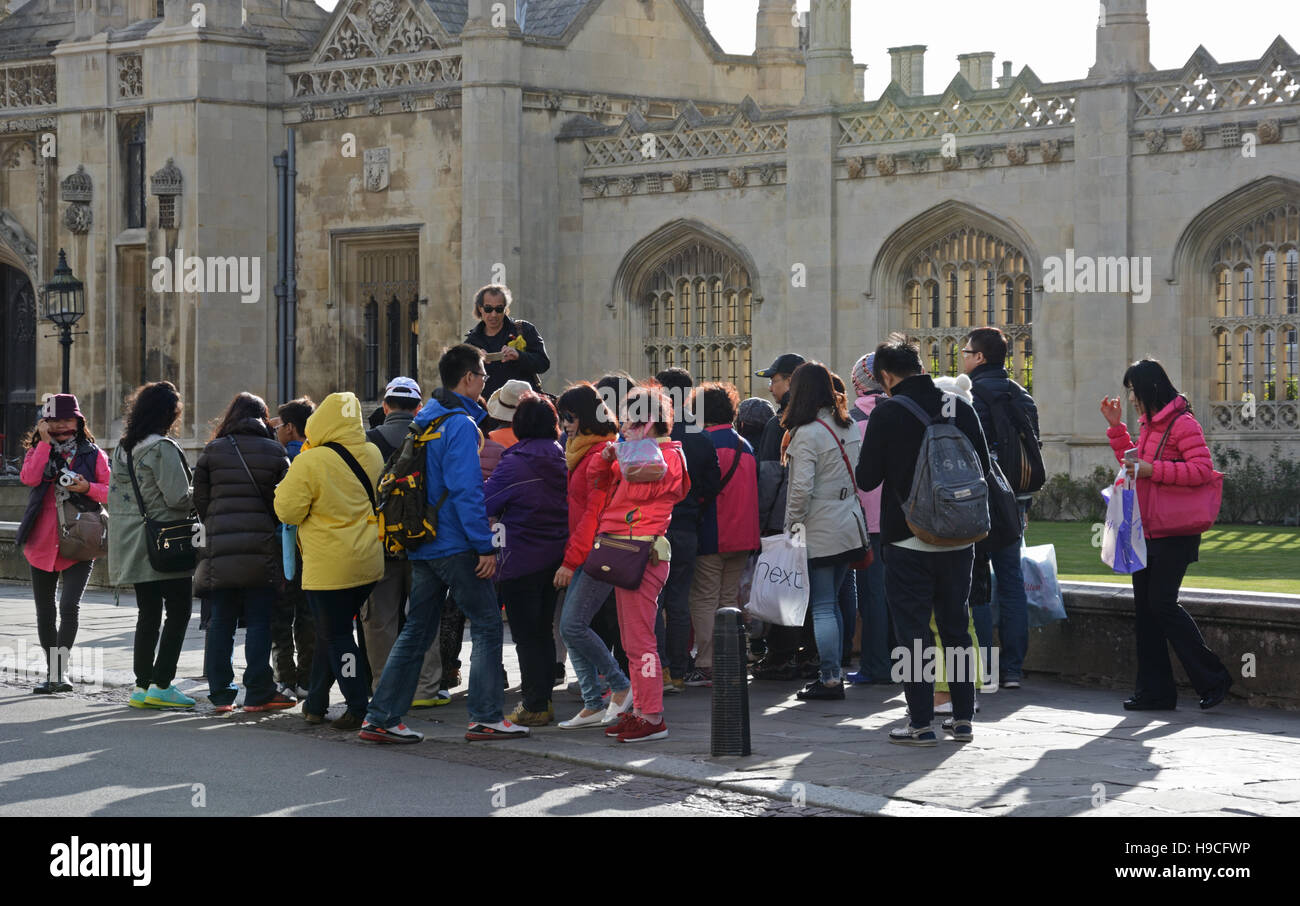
[2,581,1297,817]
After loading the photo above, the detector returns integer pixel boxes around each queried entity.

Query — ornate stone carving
[590,94,610,115]
[618,176,637,195]
[839,92,1075,145]
[1144,129,1166,153]
[400,93,415,112]
[583,116,786,167]
[332,100,349,119]
[544,91,563,112]
[942,152,961,170]
[293,55,461,98]
[432,90,451,109]
[1258,118,1281,144]
[1005,142,1027,165]
[60,165,92,203]
[0,139,27,169]
[0,63,57,109]
[1219,122,1240,146]
[364,147,390,192]
[367,96,384,115]
[300,103,317,121]
[875,154,897,176]
[634,98,650,115]
[671,170,690,192]
[320,0,440,62]
[973,145,994,168]
[1040,139,1062,162]
[908,151,929,173]
[117,54,143,99]
[591,177,608,196]
[758,165,778,185]
[0,209,38,275]
[1,117,56,133]
[845,156,866,178]
[1181,126,1204,151]
[727,167,747,188]
[700,169,718,190]
[63,202,92,235]
[645,173,663,193]
[150,158,183,197]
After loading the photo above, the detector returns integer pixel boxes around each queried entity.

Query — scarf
[48,438,79,505]
[565,432,605,472]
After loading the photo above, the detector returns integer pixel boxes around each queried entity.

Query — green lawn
[1023,522,1300,596]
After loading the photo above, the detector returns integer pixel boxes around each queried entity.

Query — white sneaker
[601,689,633,725]
[934,694,980,716]
[558,709,607,729]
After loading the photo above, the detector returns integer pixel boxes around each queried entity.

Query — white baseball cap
[383,376,422,401]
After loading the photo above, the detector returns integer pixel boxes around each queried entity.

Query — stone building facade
[0,0,1297,476]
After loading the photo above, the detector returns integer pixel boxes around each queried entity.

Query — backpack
[374,414,454,557]
[970,382,1045,495]
[889,394,990,547]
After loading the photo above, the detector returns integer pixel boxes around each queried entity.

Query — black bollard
[711,607,751,757]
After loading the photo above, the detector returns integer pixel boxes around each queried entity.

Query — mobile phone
[1123,447,1139,463]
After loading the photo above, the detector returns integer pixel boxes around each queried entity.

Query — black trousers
[30,561,93,682]
[305,584,375,718]
[271,556,315,689]
[500,563,561,712]
[883,544,977,726]
[1132,535,1230,700]
[133,577,193,690]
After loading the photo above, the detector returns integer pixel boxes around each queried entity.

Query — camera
[58,467,80,488]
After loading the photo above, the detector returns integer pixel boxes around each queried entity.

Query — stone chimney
[998,60,1015,87]
[1089,0,1153,78]
[803,0,855,107]
[957,52,995,90]
[756,0,800,63]
[854,63,867,101]
[888,45,926,96]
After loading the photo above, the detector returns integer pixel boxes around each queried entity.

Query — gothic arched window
[641,240,753,395]
[899,227,1034,386]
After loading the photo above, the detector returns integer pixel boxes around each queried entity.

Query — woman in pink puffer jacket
[1101,359,1231,713]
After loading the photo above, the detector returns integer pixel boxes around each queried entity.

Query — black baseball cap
[755,353,806,379]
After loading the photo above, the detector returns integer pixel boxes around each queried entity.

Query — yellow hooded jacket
[273,392,385,591]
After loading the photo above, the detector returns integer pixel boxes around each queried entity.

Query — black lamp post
[42,248,86,394]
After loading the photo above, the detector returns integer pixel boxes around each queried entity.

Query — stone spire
[803,0,855,107]
[1089,0,1153,78]
[756,0,800,63]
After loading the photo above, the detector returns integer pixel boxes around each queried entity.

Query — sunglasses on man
[481,305,506,314]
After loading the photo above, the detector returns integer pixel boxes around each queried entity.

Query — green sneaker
[145,684,196,709]
[128,686,158,709]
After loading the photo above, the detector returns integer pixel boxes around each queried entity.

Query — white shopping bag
[1021,543,1067,628]
[1100,468,1147,574]
[744,532,810,627]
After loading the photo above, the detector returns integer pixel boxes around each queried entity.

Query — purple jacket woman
[482,407,570,722]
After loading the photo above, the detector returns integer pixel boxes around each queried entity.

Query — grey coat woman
[107,434,195,587]
[783,406,868,560]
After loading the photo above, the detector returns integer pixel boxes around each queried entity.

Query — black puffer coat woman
[194,393,291,712]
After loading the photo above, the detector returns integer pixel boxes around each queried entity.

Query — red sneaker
[618,716,669,743]
[244,692,297,712]
[604,712,638,738]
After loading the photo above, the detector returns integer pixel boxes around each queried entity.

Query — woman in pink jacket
[16,394,110,694]
[1101,359,1232,712]
[592,384,690,742]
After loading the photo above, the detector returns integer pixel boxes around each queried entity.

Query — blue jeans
[655,525,697,678]
[809,562,849,684]
[204,587,277,707]
[854,533,891,681]
[368,553,505,727]
[836,567,857,664]
[306,584,375,718]
[561,566,630,711]
[990,541,1029,681]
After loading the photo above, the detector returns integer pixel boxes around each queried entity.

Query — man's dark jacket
[366,409,416,462]
[855,375,992,546]
[967,362,1040,465]
[756,391,790,463]
[668,415,721,531]
[465,315,550,397]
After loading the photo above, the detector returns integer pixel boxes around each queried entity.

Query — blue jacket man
[362,344,530,744]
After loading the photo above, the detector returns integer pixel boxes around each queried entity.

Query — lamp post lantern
[42,248,86,394]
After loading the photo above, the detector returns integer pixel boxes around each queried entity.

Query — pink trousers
[615,559,670,716]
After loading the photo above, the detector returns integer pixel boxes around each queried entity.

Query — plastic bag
[1021,543,1067,628]
[281,523,298,581]
[1100,469,1147,574]
[615,438,667,483]
[744,532,810,627]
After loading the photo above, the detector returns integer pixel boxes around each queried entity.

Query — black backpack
[970,382,1045,495]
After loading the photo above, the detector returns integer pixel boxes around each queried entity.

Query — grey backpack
[889,394,990,547]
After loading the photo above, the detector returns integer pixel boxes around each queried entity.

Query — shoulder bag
[126,439,199,573]
[814,419,874,570]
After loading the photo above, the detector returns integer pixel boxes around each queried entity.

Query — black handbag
[583,533,655,589]
[126,440,200,574]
